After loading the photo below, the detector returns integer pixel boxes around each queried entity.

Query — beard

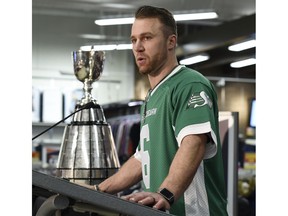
[138,62,153,75]
[136,51,168,76]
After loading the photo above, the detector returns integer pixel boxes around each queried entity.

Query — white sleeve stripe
[176,122,218,159]
[133,149,142,162]
[177,122,211,144]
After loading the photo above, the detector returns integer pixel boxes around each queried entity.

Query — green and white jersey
[134,65,228,216]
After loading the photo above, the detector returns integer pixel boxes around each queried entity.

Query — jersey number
[140,124,150,189]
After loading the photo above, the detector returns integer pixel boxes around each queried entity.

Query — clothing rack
[102,99,143,119]
[103,100,143,164]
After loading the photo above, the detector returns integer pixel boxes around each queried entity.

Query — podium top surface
[32,170,174,216]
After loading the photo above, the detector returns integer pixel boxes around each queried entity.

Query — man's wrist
[94,184,100,191]
[157,188,174,206]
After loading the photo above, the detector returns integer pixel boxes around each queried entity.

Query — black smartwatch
[157,188,174,206]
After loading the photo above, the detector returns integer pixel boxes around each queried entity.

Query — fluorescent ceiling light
[80,44,132,51]
[101,3,135,9]
[128,101,143,107]
[95,17,135,26]
[174,12,218,21]
[116,44,132,50]
[230,58,256,68]
[228,39,256,52]
[95,12,218,26]
[179,54,209,65]
[79,34,107,39]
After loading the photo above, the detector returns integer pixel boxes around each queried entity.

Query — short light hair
[134,5,178,38]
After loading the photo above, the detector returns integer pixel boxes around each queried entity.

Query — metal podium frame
[32,170,174,216]
[219,112,239,216]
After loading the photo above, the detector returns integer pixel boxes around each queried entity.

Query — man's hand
[121,191,170,211]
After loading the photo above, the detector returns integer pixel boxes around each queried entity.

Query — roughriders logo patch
[187,91,213,109]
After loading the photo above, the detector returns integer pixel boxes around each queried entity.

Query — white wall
[32,48,135,105]
[32,14,135,122]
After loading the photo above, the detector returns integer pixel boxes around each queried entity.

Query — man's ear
[167,34,177,50]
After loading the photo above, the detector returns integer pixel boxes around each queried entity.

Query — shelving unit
[32,122,66,140]
[32,122,66,174]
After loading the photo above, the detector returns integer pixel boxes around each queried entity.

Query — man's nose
[133,40,144,52]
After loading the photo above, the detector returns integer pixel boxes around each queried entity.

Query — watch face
[159,188,174,205]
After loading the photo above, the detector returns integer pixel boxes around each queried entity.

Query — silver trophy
[73,49,104,105]
[56,48,120,185]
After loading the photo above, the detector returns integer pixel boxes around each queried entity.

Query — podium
[32,170,174,216]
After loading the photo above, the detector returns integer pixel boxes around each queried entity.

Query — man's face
[130,18,169,76]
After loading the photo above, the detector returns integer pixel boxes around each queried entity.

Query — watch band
[157,188,174,206]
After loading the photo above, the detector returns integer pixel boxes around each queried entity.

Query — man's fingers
[121,192,170,210]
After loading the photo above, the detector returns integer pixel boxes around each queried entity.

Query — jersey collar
[150,65,185,96]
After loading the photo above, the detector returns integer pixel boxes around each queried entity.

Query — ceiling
[32,0,256,83]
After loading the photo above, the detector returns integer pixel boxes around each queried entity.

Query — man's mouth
[137,56,146,65]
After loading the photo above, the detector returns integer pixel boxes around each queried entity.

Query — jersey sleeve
[133,147,142,161]
[172,82,219,159]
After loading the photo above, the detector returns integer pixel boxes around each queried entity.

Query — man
[85,5,228,216]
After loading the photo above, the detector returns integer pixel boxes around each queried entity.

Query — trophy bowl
[72,50,105,83]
